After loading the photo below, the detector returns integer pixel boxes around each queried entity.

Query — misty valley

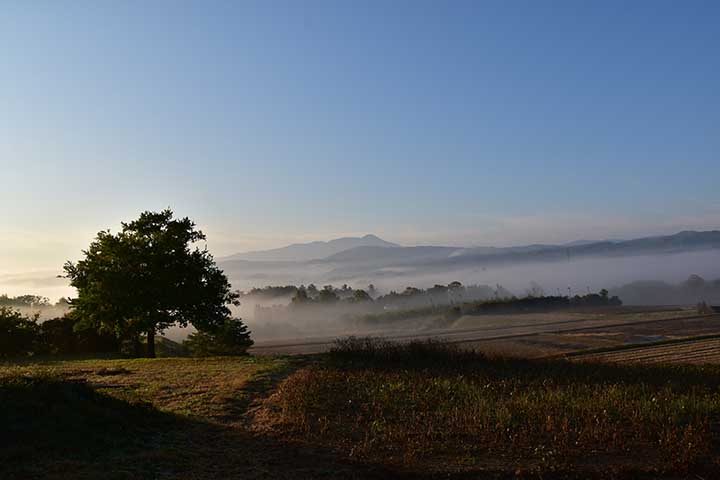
[4,3,720,478]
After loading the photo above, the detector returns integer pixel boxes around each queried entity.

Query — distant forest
[242,281,621,329]
[242,282,510,310]
[610,275,720,305]
[0,294,68,308]
[242,274,720,311]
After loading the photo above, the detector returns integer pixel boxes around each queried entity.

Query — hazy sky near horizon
[2,1,719,272]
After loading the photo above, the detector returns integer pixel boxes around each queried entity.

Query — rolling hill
[221,234,398,262]
[219,230,720,290]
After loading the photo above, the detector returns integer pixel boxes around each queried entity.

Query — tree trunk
[131,334,142,357]
[147,329,156,358]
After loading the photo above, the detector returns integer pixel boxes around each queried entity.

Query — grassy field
[1,356,393,480]
[3,340,720,479]
[257,339,720,477]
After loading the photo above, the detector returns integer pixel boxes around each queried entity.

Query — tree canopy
[64,209,241,357]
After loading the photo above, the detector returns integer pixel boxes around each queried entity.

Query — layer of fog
[0,271,72,303]
[5,250,720,344]
[226,250,720,343]
[231,250,720,299]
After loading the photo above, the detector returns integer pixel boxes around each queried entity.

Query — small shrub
[330,336,484,368]
[0,307,40,358]
[39,315,119,355]
[184,317,253,356]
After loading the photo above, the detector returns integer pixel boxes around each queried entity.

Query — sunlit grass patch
[0,355,300,479]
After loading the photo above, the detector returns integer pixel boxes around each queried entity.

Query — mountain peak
[222,234,399,262]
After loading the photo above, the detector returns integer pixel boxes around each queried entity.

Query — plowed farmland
[573,335,720,365]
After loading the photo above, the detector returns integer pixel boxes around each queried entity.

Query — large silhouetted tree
[64,209,241,357]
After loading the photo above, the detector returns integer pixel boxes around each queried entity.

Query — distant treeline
[244,282,621,329]
[0,308,118,358]
[610,275,720,306]
[244,281,512,309]
[358,290,622,326]
[0,307,251,359]
[0,294,69,308]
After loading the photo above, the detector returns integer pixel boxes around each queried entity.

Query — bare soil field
[572,335,720,365]
[469,312,720,358]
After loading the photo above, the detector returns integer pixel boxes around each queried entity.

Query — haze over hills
[221,234,398,262]
[8,230,718,303]
[224,230,720,266]
[219,230,720,293]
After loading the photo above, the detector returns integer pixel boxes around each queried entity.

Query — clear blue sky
[1,0,719,272]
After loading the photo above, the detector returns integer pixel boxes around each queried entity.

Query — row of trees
[359,289,622,326]
[0,306,252,359]
[0,308,117,358]
[611,275,720,306]
[0,295,69,308]
[250,281,507,309]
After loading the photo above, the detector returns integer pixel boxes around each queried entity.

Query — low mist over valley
[219,230,720,294]
[6,229,720,331]
[5,3,720,477]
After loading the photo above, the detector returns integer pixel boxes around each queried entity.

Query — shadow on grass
[0,373,411,480]
[212,355,315,424]
[3,359,716,480]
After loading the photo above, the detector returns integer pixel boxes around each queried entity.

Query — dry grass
[0,356,284,420]
[5,338,720,479]
[259,337,720,476]
[1,356,399,480]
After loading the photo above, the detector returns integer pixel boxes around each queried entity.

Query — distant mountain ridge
[222,234,398,262]
[218,229,720,290]
[223,230,720,266]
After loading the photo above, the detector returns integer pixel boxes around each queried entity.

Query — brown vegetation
[257,338,720,477]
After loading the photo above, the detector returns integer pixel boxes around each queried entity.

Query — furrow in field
[580,339,720,365]
[585,341,720,362]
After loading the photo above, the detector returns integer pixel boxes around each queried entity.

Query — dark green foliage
[0,307,40,358]
[241,285,298,299]
[351,289,372,302]
[64,209,241,357]
[0,309,120,358]
[39,315,119,355]
[0,294,50,308]
[184,318,254,356]
[570,288,622,306]
[612,274,720,305]
[461,295,571,314]
[291,286,309,305]
[359,290,622,325]
[278,281,498,308]
[317,285,339,303]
